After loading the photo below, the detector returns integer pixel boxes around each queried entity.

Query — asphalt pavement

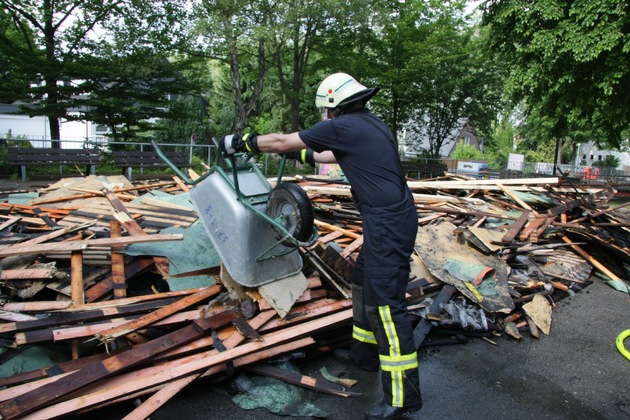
[86,277,629,420]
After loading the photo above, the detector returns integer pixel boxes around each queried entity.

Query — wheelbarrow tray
[190,166,303,287]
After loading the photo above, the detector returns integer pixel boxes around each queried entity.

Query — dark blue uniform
[300,108,422,409]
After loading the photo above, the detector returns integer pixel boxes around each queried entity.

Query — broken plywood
[414,221,514,314]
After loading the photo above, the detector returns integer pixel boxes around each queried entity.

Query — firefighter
[220,73,422,420]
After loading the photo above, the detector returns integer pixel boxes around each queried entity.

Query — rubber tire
[266,182,314,245]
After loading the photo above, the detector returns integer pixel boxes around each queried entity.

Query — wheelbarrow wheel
[266,182,314,246]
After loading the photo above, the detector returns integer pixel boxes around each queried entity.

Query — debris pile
[0,172,628,419]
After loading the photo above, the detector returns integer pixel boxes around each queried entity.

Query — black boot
[333,348,379,372]
[364,399,422,420]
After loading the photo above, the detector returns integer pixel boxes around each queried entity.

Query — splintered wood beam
[246,364,363,397]
[111,211,170,278]
[0,234,184,257]
[0,216,22,232]
[64,287,209,312]
[120,310,277,420]
[106,184,172,279]
[314,219,361,239]
[13,222,96,247]
[70,250,84,307]
[109,220,127,299]
[502,210,530,244]
[340,235,363,258]
[3,296,184,332]
[258,298,352,333]
[12,301,200,345]
[111,181,175,193]
[29,192,106,206]
[0,268,55,280]
[0,310,37,322]
[417,204,517,221]
[93,285,221,344]
[497,183,537,214]
[0,310,239,420]
[518,215,548,242]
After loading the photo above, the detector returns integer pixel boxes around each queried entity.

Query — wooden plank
[94,285,221,344]
[517,215,548,242]
[109,220,127,299]
[417,204,517,221]
[84,257,154,302]
[2,294,206,335]
[314,219,361,239]
[0,234,184,257]
[0,311,238,419]
[502,210,530,244]
[496,183,537,213]
[561,235,623,282]
[119,310,277,420]
[20,310,351,419]
[0,216,22,232]
[25,339,314,419]
[340,235,363,258]
[0,268,55,280]
[0,310,38,322]
[111,210,170,279]
[407,177,560,190]
[246,364,363,397]
[70,250,84,306]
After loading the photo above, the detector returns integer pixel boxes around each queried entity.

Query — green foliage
[0,0,194,141]
[484,120,514,169]
[450,142,486,160]
[593,155,620,168]
[482,0,630,149]
[152,95,212,146]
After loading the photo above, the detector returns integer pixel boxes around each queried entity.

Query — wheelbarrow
[151,139,318,287]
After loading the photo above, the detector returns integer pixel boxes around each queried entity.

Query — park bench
[7,147,101,181]
[110,149,189,180]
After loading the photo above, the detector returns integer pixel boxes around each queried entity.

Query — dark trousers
[350,190,421,408]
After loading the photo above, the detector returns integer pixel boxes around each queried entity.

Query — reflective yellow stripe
[379,306,401,356]
[379,352,418,371]
[300,149,307,164]
[243,133,253,152]
[378,305,418,407]
[352,325,377,344]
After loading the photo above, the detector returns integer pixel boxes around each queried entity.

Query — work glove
[284,149,315,166]
[219,132,259,155]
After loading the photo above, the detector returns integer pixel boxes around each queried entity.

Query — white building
[576,141,630,172]
[0,103,108,149]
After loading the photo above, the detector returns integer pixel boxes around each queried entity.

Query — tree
[0,0,191,146]
[194,0,374,133]
[481,0,630,150]
[351,1,503,155]
[451,142,486,160]
[0,10,33,104]
[485,120,515,169]
[193,0,271,133]
[403,19,503,157]
[78,53,194,143]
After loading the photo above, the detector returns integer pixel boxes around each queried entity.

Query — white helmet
[315,73,379,109]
